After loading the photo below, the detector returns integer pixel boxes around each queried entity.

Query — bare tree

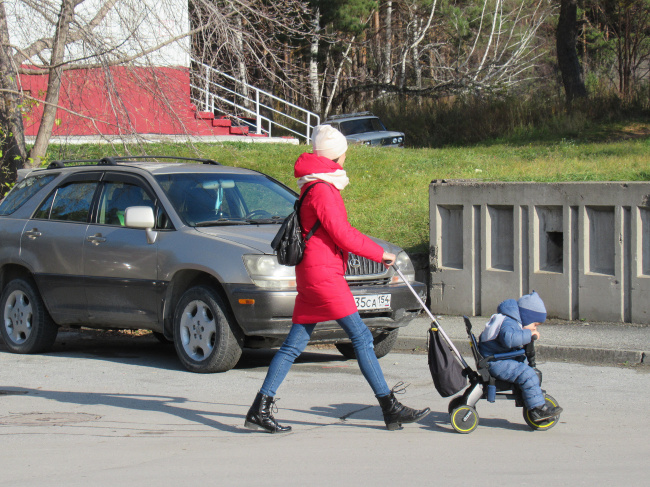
[0,0,26,191]
[329,0,555,110]
[397,0,438,90]
[0,0,311,182]
[28,0,75,165]
[191,1,311,104]
[584,0,650,100]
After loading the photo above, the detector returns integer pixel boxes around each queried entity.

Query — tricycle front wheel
[523,394,561,431]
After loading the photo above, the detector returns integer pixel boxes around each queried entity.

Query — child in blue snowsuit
[478,291,563,422]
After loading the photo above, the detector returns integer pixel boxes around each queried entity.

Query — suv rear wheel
[173,285,243,373]
[1,278,58,353]
[335,328,399,360]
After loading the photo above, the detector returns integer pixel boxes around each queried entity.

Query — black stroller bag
[428,327,466,397]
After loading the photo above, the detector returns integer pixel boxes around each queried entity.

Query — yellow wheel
[450,406,479,434]
[523,394,560,431]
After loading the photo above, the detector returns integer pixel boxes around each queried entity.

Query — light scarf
[296,169,349,191]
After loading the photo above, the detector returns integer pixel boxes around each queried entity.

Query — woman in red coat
[245,125,430,433]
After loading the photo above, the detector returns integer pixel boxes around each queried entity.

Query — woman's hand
[382,252,396,268]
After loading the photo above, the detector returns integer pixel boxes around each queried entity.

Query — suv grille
[345,253,390,285]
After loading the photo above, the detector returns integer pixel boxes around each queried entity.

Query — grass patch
[43,123,650,254]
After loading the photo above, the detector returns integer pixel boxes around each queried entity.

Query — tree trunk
[27,0,75,166]
[0,0,26,191]
[309,7,321,114]
[556,0,587,104]
[413,37,422,107]
[235,15,250,109]
[373,10,380,80]
[619,8,632,100]
[324,37,355,119]
[383,1,393,84]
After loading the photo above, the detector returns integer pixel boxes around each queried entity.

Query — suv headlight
[243,254,296,289]
[391,251,416,283]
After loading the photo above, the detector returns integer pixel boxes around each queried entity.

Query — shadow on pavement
[0,386,424,434]
[0,329,350,372]
[0,386,254,433]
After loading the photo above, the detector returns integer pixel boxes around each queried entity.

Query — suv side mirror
[125,206,158,244]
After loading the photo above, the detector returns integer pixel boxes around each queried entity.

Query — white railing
[190,59,319,141]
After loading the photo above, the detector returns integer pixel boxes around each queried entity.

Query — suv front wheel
[173,285,243,373]
[1,278,58,353]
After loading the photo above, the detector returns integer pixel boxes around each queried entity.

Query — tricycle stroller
[445,315,561,434]
[394,268,561,434]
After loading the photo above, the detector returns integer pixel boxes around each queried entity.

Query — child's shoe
[529,403,563,422]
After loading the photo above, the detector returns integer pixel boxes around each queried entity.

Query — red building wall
[20,66,219,136]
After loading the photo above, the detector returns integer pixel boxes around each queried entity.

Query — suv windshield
[339,117,387,136]
[155,173,296,227]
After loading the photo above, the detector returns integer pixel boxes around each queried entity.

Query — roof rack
[46,156,220,170]
[106,156,220,165]
[325,111,374,121]
[46,158,117,169]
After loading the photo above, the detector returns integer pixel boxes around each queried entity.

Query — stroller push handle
[393,266,469,369]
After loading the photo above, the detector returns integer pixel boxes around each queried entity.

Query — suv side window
[97,175,172,230]
[34,181,97,222]
[98,181,154,226]
[0,174,56,216]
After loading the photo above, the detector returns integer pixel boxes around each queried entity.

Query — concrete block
[429,181,650,324]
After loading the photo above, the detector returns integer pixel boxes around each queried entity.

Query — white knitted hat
[311,125,348,161]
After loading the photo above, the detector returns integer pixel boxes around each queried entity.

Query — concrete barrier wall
[428,180,650,324]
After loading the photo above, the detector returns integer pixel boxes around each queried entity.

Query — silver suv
[324,112,405,147]
[0,157,425,372]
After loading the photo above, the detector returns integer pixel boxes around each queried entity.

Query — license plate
[354,294,391,310]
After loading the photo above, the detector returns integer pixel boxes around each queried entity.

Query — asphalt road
[1,330,649,486]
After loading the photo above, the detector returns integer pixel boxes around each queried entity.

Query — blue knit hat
[517,291,547,326]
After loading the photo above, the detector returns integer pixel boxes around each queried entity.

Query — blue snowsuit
[477,299,545,409]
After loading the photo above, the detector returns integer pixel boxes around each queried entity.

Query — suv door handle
[86,234,106,245]
[24,229,42,239]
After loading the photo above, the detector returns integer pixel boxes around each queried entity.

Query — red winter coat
[292,152,385,323]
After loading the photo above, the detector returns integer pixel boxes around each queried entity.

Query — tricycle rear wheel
[450,405,479,434]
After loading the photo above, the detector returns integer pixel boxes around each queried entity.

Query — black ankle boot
[244,392,292,434]
[529,403,563,422]
[377,383,431,431]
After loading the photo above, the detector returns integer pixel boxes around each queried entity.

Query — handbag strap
[297,181,327,241]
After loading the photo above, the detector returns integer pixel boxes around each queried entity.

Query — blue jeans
[259,312,391,398]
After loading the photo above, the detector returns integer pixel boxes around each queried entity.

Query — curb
[535,345,647,366]
[393,337,648,366]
